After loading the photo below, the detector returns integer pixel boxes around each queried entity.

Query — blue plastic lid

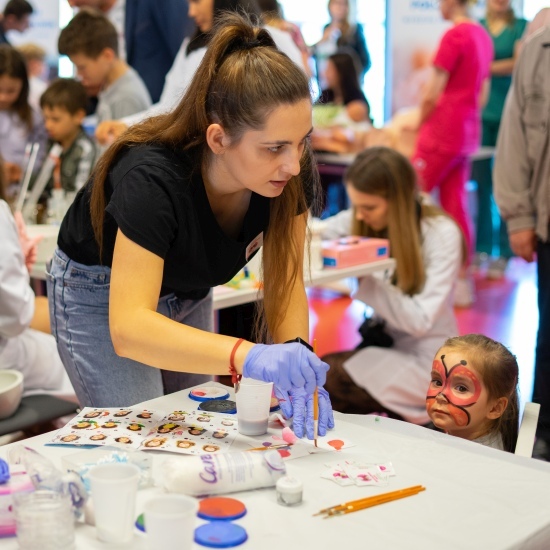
[189,386,230,402]
[0,459,10,484]
[198,400,237,414]
[194,522,248,548]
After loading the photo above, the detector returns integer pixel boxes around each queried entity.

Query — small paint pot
[276,476,303,506]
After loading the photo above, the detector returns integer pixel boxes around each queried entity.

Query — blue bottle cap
[135,513,145,532]
[194,522,248,548]
[189,386,230,402]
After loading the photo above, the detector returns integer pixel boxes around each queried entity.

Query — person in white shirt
[95,0,305,145]
[321,147,463,425]
[0,180,73,396]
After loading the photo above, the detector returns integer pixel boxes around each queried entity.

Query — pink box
[322,237,390,268]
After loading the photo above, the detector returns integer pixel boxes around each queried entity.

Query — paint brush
[246,444,290,452]
[314,485,426,517]
[313,339,319,448]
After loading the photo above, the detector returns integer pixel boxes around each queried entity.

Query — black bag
[355,316,394,350]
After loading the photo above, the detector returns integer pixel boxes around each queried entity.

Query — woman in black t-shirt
[48,14,334,440]
[319,50,371,123]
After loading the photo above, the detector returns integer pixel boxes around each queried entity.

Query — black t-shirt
[58,144,284,300]
[318,88,367,107]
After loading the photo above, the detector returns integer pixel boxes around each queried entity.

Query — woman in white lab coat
[322,147,463,425]
[0,167,72,395]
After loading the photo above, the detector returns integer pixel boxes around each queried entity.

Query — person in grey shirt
[58,8,151,124]
[493,25,550,461]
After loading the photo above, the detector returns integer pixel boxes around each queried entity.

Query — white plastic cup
[88,463,140,544]
[236,377,273,436]
[143,494,197,549]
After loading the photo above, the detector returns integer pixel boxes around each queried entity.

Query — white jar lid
[276,475,303,495]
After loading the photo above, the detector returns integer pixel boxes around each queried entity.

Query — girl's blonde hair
[0,45,32,131]
[441,334,519,453]
[344,146,449,296]
[89,12,319,341]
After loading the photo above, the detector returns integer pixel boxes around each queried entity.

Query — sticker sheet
[50,407,238,455]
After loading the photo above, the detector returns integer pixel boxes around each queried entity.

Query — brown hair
[0,155,6,202]
[90,12,317,340]
[58,8,119,59]
[328,0,351,40]
[486,4,516,27]
[344,147,449,296]
[16,42,46,62]
[3,0,33,19]
[40,78,88,115]
[441,334,519,453]
[0,45,32,131]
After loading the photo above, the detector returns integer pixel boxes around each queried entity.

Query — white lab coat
[122,25,305,127]
[0,201,73,395]
[320,210,461,424]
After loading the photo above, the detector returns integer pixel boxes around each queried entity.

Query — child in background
[57,8,151,124]
[40,78,97,193]
[16,42,48,111]
[0,44,46,192]
[426,334,519,452]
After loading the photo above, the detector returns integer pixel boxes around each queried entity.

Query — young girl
[48,13,332,438]
[0,45,46,189]
[322,146,464,425]
[427,334,519,452]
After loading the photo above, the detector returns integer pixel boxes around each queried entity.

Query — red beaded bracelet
[229,338,244,385]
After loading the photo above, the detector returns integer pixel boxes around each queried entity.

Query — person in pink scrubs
[411,0,493,307]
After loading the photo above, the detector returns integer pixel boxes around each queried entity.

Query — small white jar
[276,476,303,506]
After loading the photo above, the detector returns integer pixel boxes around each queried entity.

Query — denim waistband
[52,247,111,284]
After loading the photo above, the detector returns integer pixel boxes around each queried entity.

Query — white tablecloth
[1,383,549,549]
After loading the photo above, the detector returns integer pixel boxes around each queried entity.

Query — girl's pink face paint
[426,353,483,427]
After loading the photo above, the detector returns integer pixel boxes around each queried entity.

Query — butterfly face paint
[426,353,482,427]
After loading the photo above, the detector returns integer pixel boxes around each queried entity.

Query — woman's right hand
[95,120,128,146]
[242,343,328,394]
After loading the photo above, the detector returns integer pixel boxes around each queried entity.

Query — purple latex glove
[242,343,328,394]
[275,386,335,439]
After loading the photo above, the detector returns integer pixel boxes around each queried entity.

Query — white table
[1,382,549,550]
[30,258,395,311]
[316,147,495,169]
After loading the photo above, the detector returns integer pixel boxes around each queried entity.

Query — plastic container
[276,476,303,506]
[13,489,75,549]
[0,464,34,537]
[163,450,286,497]
[235,378,273,436]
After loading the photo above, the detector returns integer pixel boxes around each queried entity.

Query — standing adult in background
[493,23,550,461]
[95,0,304,145]
[313,0,370,89]
[471,0,527,280]
[257,0,311,75]
[0,0,33,45]
[411,0,493,308]
[66,0,190,104]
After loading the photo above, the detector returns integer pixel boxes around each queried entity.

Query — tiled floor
[309,257,538,406]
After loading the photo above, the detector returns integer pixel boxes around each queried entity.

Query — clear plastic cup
[89,463,140,544]
[143,494,197,549]
[14,490,75,550]
[236,377,273,436]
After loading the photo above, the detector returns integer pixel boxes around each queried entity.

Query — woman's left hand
[275,386,335,439]
[13,211,42,272]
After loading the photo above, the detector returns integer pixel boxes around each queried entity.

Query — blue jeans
[47,248,212,407]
